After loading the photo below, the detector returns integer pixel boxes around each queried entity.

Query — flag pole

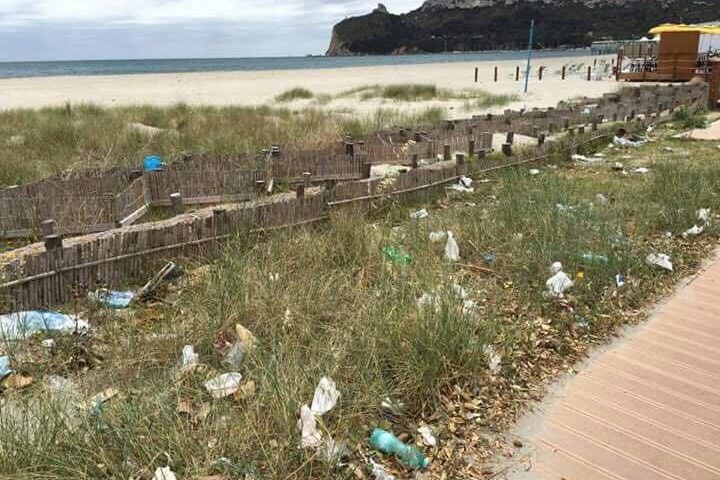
[524,19,535,94]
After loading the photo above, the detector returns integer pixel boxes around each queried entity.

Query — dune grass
[274,87,315,102]
[339,83,519,107]
[1,118,718,479]
[0,103,445,187]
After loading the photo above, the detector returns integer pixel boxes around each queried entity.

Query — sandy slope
[0,55,619,117]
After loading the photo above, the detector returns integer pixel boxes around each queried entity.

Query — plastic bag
[529,169,540,175]
[410,209,429,219]
[698,208,711,224]
[418,425,437,447]
[223,342,246,369]
[153,466,177,480]
[88,289,135,309]
[459,176,473,188]
[646,253,673,271]
[546,262,573,298]
[311,376,340,415]
[298,404,323,448]
[429,231,447,243]
[180,345,199,369]
[370,460,396,480]
[682,224,704,238]
[0,311,89,342]
[0,356,11,379]
[204,373,243,399]
[444,231,460,261]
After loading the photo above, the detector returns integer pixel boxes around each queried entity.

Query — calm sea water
[0,49,590,79]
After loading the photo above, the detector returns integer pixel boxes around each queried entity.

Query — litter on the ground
[84,388,119,413]
[0,356,12,379]
[370,428,430,469]
[444,231,460,261]
[41,338,56,351]
[153,466,177,480]
[698,208,711,224]
[0,311,89,342]
[410,209,429,220]
[595,193,609,205]
[138,261,177,299]
[429,231,447,243]
[459,176,473,188]
[418,425,438,447]
[88,289,135,309]
[546,262,574,298]
[223,342,246,369]
[235,323,257,352]
[452,283,468,299]
[1,373,33,390]
[646,253,673,272]
[529,168,540,175]
[381,246,413,265]
[369,459,396,480]
[682,224,705,238]
[462,299,479,315]
[582,253,609,265]
[204,373,243,399]
[417,293,438,308]
[319,438,349,465]
[483,252,497,265]
[572,154,605,164]
[633,167,649,174]
[311,376,340,415]
[298,404,322,448]
[615,274,626,287]
[663,146,673,152]
[180,345,199,369]
[612,162,625,171]
[555,204,576,213]
[234,379,256,401]
[484,345,502,373]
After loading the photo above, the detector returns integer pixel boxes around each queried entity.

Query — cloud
[0,0,421,60]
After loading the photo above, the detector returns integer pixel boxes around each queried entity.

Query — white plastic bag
[0,311,89,342]
[546,262,573,298]
[410,209,429,220]
[682,224,704,238]
[444,231,460,261]
[646,253,673,271]
[153,466,177,480]
[204,372,243,399]
[529,169,540,175]
[180,345,199,369]
[633,167,649,174]
[429,231,447,243]
[418,425,437,447]
[484,345,502,374]
[459,176,473,188]
[223,342,246,369]
[311,376,340,415]
[298,404,323,448]
[370,460,396,480]
[698,208,711,224]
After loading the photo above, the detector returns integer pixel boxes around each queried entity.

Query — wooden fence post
[578,125,585,135]
[562,117,570,130]
[44,234,62,252]
[303,172,312,188]
[455,153,466,174]
[468,139,475,158]
[411,154,419,169]
[502,143,513,156]
[506,131,515,145]
[345,141,355,157]
[254,180,266,196]
[296,184,305,199]
[443,144,451,161]
[538,133,546,146]
[169,192,184,214]
[40,219,56,237]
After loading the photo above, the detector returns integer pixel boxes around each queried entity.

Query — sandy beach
[1,54,618,117]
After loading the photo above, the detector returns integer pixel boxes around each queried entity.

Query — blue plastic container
[143,155,163,172]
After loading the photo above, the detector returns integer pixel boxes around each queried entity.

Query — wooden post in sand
[587,66,592,81]
[561,65,566,80]
[515,66,520,81]
[494,66,498,82]
[475,67,479,83]
[538,66,543,81]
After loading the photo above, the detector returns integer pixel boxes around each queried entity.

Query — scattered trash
[529,169,540,175]
[572,154,605,164]
[381,247,413,265]
[444,231,460,261]
[417,293,438,308]
[319,438,350,465]
[298,404,322,448]
[452,283,468,299]
[429,231,447,243]
[205,373,243,399]
[233,379,256,401]
[582,253,609,265]
[235,323,257,352]
[682,224,705,238]
[447,183,474,195]
[615,274,626,287]
[1,372,32,390]
[138,262,178,300]
[410,209,429,220]
[595,193,609,205]
[663,146,673,152]
[41,338,56,351]
[0,356,11,379]
[698,208,711,224]
[370,428,430,469]
[47,375,76,393]
[311,376,340,415]
[223,342,246,369]
[483,252,497,265]
[418,425,437,447]
[6,134,25,146]
[369,459,396,480]
[84,388,119,413]
[128,122,179,139]
[665,231,673,238]
[555,204,576,213]
[646,253,673,272]
[462,299,479,315]
[0,311,89,342]
[180,345,199,369]
[459,176,473,188]
[574,314,590,329]
[633,167,649,174]
[153,466,178,480]
[612,162,625,171]
[88,289,135,309]
[546,262,573,298]
[484,345,502,373]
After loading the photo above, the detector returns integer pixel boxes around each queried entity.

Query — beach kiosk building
[617,23,720,82]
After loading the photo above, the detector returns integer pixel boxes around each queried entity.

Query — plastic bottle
[369,428,430,469]
[581,253,609,265]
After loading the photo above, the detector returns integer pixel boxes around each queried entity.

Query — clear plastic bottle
[369,428,430,469]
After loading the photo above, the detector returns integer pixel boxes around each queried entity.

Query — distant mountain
[326,0,720,56]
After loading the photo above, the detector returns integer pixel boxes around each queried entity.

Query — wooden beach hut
[617,23,720,82]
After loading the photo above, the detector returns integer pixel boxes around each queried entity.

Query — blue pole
[524,19,535,94]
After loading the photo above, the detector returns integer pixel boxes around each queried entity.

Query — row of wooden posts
[477,59,616,83]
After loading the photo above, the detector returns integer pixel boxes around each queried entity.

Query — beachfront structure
[591,38,655,55]
[617,23,720,82]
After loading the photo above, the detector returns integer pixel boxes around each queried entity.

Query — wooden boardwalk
[509,256,720,480]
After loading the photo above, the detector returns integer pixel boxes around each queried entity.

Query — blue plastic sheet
[0,356,11,378]
[90,290,135,309]
[0,311,89,342]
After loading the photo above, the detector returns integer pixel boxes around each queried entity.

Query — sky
[0,0,421,61]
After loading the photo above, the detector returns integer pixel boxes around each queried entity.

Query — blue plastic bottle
[369,428,429,469]
[143,155,163,172]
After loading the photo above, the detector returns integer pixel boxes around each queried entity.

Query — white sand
[0,55,619,117]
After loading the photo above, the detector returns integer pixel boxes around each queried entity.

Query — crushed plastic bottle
[581,253,609,265]
[381,247,413,265]
[370,428,430,469]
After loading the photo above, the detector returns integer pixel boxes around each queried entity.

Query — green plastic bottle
[369,428,430,469]
[381,247,413,265]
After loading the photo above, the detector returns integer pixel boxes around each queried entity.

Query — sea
[0,49,591,79]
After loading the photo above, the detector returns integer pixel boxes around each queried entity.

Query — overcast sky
[0,0,420,61]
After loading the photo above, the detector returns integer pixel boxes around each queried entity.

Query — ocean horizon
[0,49,593,79]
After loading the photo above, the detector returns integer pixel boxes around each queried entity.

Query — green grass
[274,87,315,102]
[672,106,708,130]
[1,122,719,479]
